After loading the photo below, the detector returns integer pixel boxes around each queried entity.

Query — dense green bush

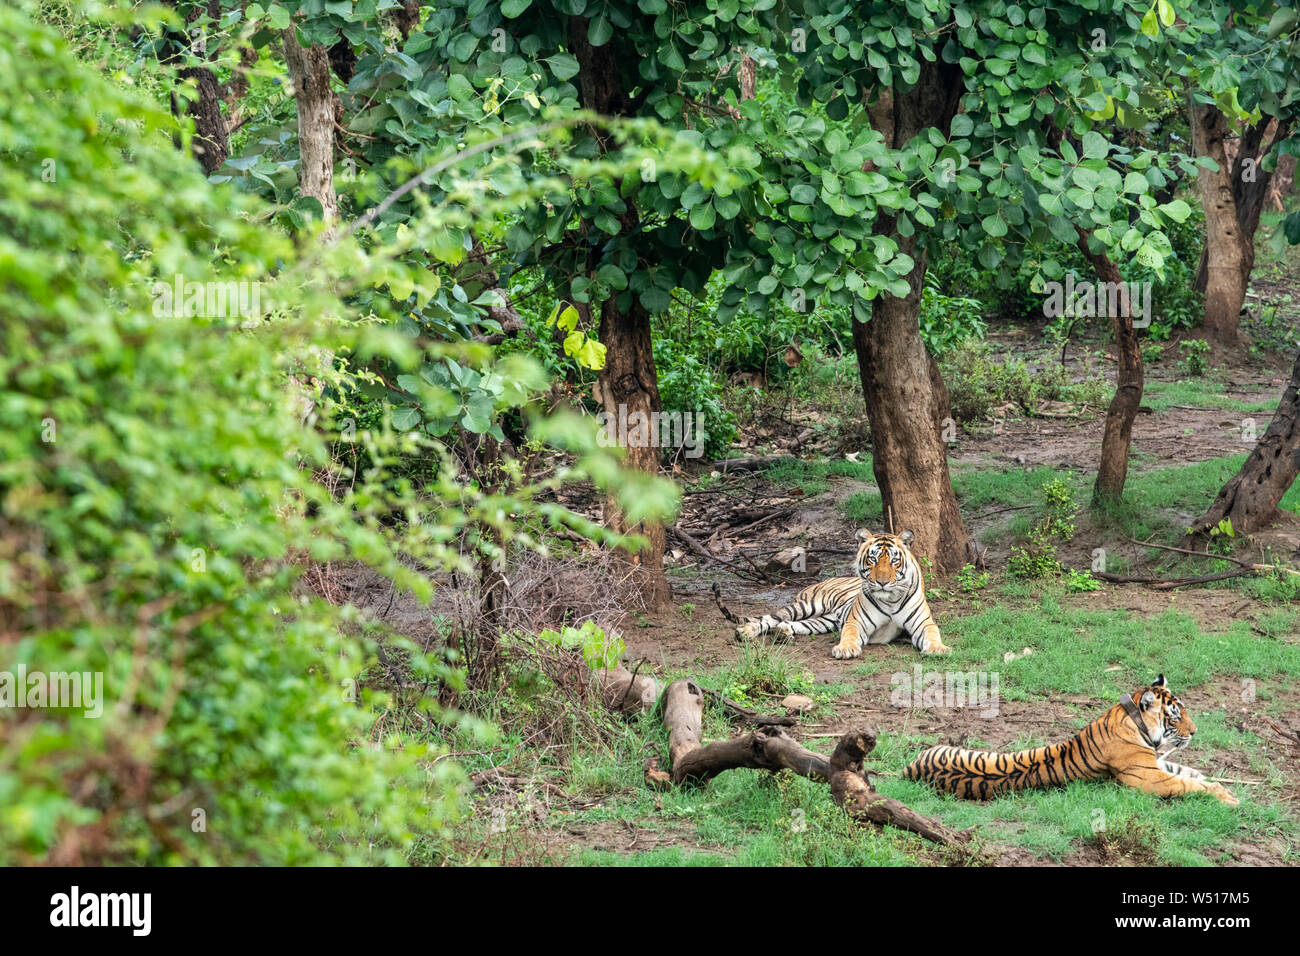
[0,5,670,864]
[0,6,462,864]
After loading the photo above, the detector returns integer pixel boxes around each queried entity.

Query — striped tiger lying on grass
[904,675,1238,805]
[711,529,949,657]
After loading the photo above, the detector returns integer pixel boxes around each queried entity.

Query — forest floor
[443,332,1300,866]
[439,226,1300,867]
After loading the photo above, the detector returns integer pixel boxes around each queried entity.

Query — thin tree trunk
[568,14,670,606]
[738,55,756,100]
[853,58,973,573]
[1187,348,1300,539]
[281,27,339,231]
[167,0,229,174]
[1076,231,1143,505]
[1190,103,1289,346]
[595,296,672,607]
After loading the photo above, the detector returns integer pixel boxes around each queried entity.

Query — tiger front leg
[1116,762,1239,806]
[830,619,863,659]
[832,597,887,659]
[898,608,949,655]
[914,621,950,656]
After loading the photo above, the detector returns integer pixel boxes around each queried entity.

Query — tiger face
[1136,674,1196,751]
[855,529,916,595]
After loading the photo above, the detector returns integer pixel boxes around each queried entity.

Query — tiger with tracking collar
[904,675,1238,805]
[712,528,949,657]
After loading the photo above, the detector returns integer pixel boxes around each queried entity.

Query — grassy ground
[438,331,1300,866]
[444,572,1299,865]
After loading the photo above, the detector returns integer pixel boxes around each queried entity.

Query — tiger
[903,674,1238,805]
[711,528,950,657]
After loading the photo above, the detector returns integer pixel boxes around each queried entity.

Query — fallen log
[645,679,973,848]
[712,454,797,473]
[595,664,661,715]
[827,730,973,847]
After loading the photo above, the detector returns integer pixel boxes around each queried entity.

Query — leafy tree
[1175,0,1300,345]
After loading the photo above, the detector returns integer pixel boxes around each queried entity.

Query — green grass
[938,598,1300,702]
[1143,378,1278,414]
[842,490,883,524]
[763,456,874,496]
[951,465,1081,511]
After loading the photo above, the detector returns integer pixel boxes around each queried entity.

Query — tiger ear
[1153,674,1167,688]
[899,530,914,546]
[1140,690,1157,709]
[856,529,870,543]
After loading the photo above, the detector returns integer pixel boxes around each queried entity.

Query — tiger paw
[774,621,795,641]
[831,638,862,659]
[1208,783,1239,806]
[922,641,952,655]
[735,620,763,641]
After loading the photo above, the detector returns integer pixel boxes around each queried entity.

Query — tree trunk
[167,0,229,174]
[281,28,339,231]
[1187,348,1300,539]
[1190,104,1289,347]
[568,15,670,606]
[853,244,972,572]
[596,296,672,607]
[738,55,756,100]
[1076,231,1144,505]
[852,58,973,574]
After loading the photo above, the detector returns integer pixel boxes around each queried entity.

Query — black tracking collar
[1119,692,1155,748]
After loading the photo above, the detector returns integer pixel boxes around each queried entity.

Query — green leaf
[545,52,580,80]
[588,15,612,46]
[1267,7,1298,38]
[597,264,628,290]
[501,0,532,16]
[1081,131,1109,160]
[689,202,716,230]
[391,405,421,430]
[577,338,607,370]
[1285,211,1300,245]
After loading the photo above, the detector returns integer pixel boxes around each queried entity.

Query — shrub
[1179,339,1211,377]
[654,342,739,461]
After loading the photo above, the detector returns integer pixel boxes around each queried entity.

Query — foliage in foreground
[0,3,689,864]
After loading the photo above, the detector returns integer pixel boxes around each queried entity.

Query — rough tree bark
[738,54,756,101]
[568,15,671,607]
[854,60,974,574]
[167,0,229,174]
[1076,231,1143,505]
[281,27,339,230]
[1190,102,1291,346]
[1187,348,1300,539]
[594,295,672,607]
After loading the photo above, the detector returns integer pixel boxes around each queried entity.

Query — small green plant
[538,621,626,671]
[957,564,990,592]
[1178,338,1211,377]
[654,341,739,462]
[1009,476,1077,579]
[1141,340,1163,364]
[1063,567,1102,592]
[1206,517,1235,556]
[679,602,697,620]
[919,273,988,357]
[1038,477,1077,541]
